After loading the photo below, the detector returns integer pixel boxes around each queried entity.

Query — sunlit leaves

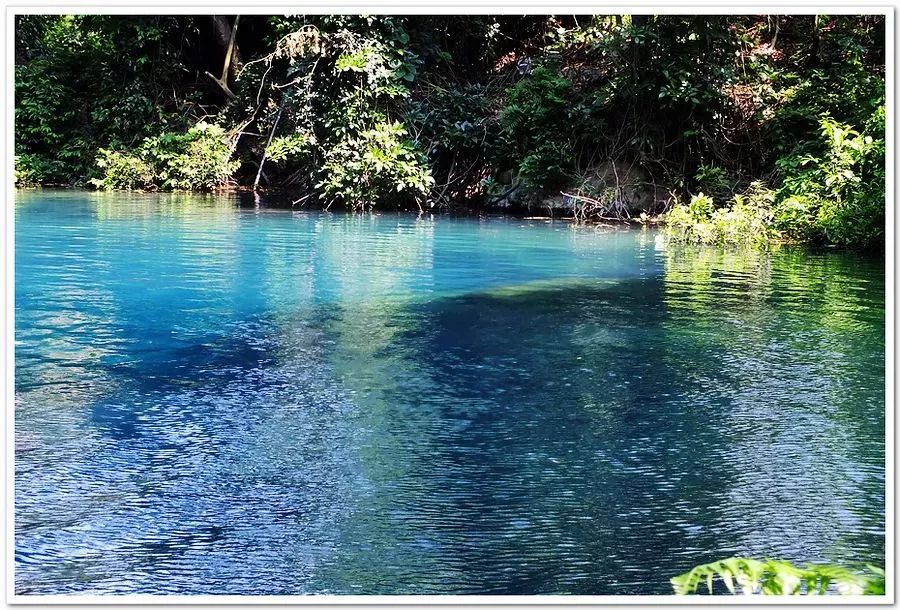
[672,557,885,596]
[319,121,433,209]
[90,122,238,191]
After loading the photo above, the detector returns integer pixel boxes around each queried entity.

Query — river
[14,190,885,595]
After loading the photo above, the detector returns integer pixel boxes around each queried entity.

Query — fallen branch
[561,191,632,223]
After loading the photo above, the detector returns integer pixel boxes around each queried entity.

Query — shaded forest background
[14,15,886,248]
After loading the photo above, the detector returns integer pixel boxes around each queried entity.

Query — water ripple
[14,191,884,595]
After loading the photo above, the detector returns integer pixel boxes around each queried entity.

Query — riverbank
[17,186,885,255]
[15,16,884,251]
[17,185,663,223]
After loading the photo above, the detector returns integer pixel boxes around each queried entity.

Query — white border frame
[3,3,895,606]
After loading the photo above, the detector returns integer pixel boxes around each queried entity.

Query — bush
[90,149,154,190]
[693,164,733,199]
[265,132,315,164]
[320,121,434,209]
[143,123,238,190]
[771,195,818,242]
[775,112,885,248]
[403,81,500,204]
[499,65,577,189]
[667,109,885,251]
[665,187,775,248]
[14,154,48,187]
[90,122,238,191]
[14,16,192,185]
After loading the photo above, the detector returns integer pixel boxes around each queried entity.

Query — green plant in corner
[672,557,885,596]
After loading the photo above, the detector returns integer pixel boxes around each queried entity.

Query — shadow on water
[16,311,369,594]
[303,275,737,594]
[312,248,884,594]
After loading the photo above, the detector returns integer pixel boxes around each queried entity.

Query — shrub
[265,132,315,164]
[142,123,238,190]
[775,112,884,248]
[499,65,577,189]
[667,106,885,250]
[15,16,192,185]
[693,164,733,199]
[90,122,238,191]
[319,121,434,209]
[403,81,500,204]
[665,187,775,248]
[90,149,154,190]
[14,154,48,187]
[688,192,714,218]
[772,195,818,242]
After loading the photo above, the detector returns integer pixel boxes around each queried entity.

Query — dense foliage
[15,14,885,247]
[665,187,776,248]
[89,123,238,190]
[672,557,885,596]
[15,15,197,184]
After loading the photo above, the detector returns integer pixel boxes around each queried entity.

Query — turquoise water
[15,190,885,595]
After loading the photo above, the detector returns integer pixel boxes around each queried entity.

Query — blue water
[15,190,885,595]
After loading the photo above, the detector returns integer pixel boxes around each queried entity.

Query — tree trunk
[209,16,242,83]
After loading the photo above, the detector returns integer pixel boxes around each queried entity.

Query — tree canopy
[14,14,886,249]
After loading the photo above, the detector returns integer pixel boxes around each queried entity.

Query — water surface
[15,190,885,595]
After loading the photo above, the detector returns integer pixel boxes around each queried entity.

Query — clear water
[15,190,885,595]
